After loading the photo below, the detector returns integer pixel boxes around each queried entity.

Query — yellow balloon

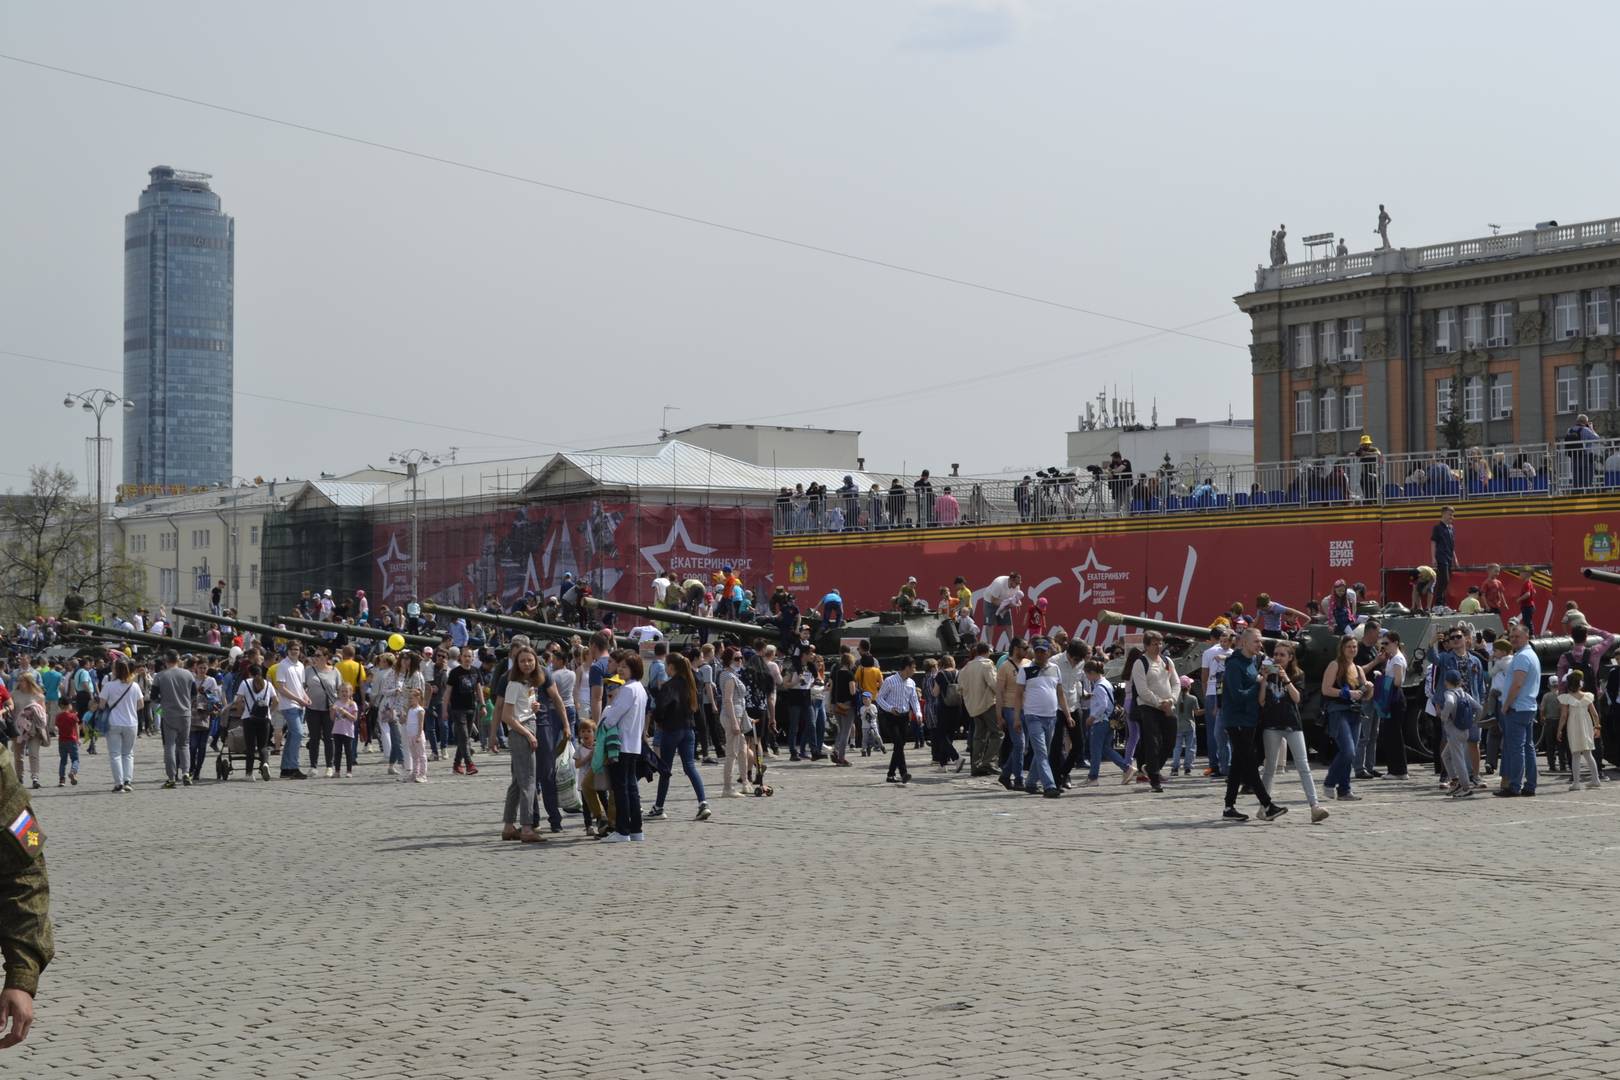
[387,633,406,652]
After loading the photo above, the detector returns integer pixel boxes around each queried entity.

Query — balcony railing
[773,438,1620,537]
[1253,216,1620,292]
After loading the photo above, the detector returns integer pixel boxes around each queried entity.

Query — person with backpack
[1438,669,1481,798]
[231,664,277,782]
[930,655,963,771]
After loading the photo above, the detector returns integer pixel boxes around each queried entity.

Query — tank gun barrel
[171,606,326,648]
[1582,567,1620,586]
[582,597,769,639]
[1100,610,1286,647]
[420,601,634,650]
[67,620,235,657]
[275,614,439,650]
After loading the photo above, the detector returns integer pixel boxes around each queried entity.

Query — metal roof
[527,440,882,494]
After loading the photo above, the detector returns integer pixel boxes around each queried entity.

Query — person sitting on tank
[820,589,845,629]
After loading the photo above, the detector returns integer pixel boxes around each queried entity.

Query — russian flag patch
[8,809,32,840]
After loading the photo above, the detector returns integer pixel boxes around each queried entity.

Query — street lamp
[387,449,444,601]
[64,388,134,619]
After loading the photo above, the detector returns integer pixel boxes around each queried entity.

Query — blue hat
[860,691,872,701]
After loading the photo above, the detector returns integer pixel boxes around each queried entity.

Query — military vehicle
[274,614,439,651]
[586,596,961,667]
[422,601,635,651]
[1583,567,1620,586]
[172,606,324,649]
[66,620,235,658]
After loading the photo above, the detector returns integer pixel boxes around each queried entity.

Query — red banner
[374,501,774,608]
[777,504,1620,649]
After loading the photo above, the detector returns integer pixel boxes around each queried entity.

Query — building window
[1292,325,1314,368]
[1556,292,1580,339]
[159,567,178,604]
[1490,374,1514,419]
[1462,305,1484,349]
[1294,390,1314,434]
[1317,321,1338,365]
[1463,376,1485,423]
[1343,385,1363,431]
[1556,366,1579,413]
[250,564,259,588]
[1435,308,1457,354]
[1489,301,1513,346]
[189,528,211,549]
[1319,389,1338,432]
[1588,365,1613,412]
[1587,289,1612,336]
[1343,317,1364,361]
[1436,377,1454,426]
[249,525,259,545]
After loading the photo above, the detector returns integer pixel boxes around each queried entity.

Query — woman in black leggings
[232,664,277,782]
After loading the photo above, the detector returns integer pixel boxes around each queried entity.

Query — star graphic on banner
[640,516,717,576]
[377,532,409,600]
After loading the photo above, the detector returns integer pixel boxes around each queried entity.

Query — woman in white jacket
[719,646,754,798]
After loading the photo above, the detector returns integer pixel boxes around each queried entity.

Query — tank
[66,620,235,658]
[582,597,769,640]
[274,614,439,650]
[1583,567,1620,586]
[172,606,324,649]
[810,609,960,668]
[421,601,635,650]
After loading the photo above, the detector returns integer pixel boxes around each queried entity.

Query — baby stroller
[214,714,249,780]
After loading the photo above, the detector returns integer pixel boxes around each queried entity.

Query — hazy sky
[5,1,1619,492]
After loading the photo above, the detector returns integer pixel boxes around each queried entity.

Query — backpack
[940,670,962,709]
[247,682,271,722]
[740,660,770,720]
[1447,690,1476,732]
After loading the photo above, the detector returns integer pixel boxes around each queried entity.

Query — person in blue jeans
[647,654,713,822]
[1494,623,1542,797]
[1320,635,1371,800]
[1081,661,1129,783]
[1015,638,1070,797]
[1200,627,1233,777]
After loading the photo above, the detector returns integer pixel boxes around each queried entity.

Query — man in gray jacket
[150,651,196,789]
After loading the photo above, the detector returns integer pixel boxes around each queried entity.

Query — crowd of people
[3,549,1615,833]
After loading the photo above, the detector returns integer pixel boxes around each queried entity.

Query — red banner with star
[373,500,774,608]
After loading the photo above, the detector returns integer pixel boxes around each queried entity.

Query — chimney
[856,457,865,470]
[950,463,960,477]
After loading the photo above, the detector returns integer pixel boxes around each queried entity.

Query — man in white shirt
[651,574,671,606]
[628,623,664,646]
[874,656,922,784]
[981,573,1021,647]
[1129,631,1179,792]
[273,643,312,779]
[1200,627,1233,778]
[1016,638,1071,797]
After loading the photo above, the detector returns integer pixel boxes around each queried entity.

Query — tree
[1438,401,1471,453]
[0,466,94,623]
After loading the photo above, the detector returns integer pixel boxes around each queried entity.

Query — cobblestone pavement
[13,738,1620,1079]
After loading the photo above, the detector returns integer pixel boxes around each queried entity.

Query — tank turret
[421,601,635,650]
[582,597,769,640]
[67,620,235,657]
[172,606,325,648]
[275,614,439,650]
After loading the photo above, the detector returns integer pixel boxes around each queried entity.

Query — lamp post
[387,450,443,602]
[64,388,134,619]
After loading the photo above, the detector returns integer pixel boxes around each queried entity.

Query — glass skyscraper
[123,165,234,490]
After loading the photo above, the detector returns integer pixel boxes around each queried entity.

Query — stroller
[214,714,250,780]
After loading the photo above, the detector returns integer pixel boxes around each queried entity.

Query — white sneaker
[601,833,630,844]
[413,776,426,784]
[1121,765,1138,785]
[387,765,398,776]
[629,832,646,842]
[695,802,712,821]
[323,767,333,778]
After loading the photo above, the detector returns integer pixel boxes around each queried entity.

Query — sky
[5,0,1620,492]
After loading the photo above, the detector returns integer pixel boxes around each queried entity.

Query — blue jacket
[1222,651,1261,728]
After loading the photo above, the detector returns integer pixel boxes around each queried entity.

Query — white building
[660,424,861,469]
[1066,417,1254,474]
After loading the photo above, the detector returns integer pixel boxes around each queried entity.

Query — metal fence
[775,438,1620,536]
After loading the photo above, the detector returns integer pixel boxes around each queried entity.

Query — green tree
[1438,401,1471,453]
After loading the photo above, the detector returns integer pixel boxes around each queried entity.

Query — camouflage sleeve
[0,853,52,995]
[0,761,54,996]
